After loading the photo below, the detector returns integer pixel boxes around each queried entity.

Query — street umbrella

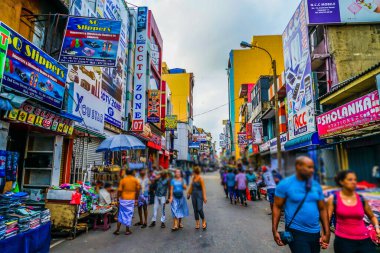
[96,134,146,152]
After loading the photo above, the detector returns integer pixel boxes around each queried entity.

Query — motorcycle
[248,182,258,201]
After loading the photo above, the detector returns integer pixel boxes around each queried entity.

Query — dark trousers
[288,229,320,253]
[191,196,205,220]
[227,186,235,202]
[238,189,246,204]
[334,235,376,253]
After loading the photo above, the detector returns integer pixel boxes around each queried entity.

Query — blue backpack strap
[333,192,338,211]
[358,194,365,208]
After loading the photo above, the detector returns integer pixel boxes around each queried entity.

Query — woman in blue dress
[169,169,189,231]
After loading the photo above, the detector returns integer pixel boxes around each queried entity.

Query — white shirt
[263,171,276,189]
[99,189,111,205]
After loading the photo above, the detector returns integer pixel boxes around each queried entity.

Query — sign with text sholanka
[59,17,122,67]
[317,90,380,138]
[1,23,67,109]
[307,0,380,25]
[69,83,105,134]
[283,0,316,140]
[132,7,148,132]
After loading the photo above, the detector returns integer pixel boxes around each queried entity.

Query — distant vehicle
[84,40,101,48]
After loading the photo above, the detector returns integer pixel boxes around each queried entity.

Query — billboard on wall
[68,83,105,134]
[147,90,160,123]
[307,0,380,25]
[252,123,264,144]
[165,115,177,130]
[0,23,67,109]
[59,17,121,67]
[317,90,380,138]
[283,0,316,140]
[132,7,149,132]
[246,123,253,140]
[238,132,248,147]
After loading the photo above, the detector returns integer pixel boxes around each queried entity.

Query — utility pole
[272,60,282,173]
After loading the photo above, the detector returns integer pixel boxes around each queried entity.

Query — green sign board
[0,24,10,88]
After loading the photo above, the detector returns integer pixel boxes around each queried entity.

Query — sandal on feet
[202,223,207,230]
[113,231,120,235]
[161,223,166,228]
[195,225,200,229]
[134,222,142,226]
[171,227,179,231]
[125,231,132,235]
[179,223,184,229]
[141,224,147,228]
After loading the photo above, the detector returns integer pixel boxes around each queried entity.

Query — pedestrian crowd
[107,166,207,236]
[220,156,380,253]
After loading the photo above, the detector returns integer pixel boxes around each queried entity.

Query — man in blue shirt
[272,156,330,253]
[226,168,236,204]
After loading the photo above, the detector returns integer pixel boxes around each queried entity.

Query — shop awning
[75,125,107,139]
[0,98,12,111]
[60,111,83,123]
[284,132,324,151]
[0,92,29,110]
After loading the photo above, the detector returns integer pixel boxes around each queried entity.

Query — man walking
[272,156,330,253]
[226,168,236,204]
[114,169,140,235]
[135,169,150,228]
[262,166,276,214]
[149,171,170,228]
[235,165,247,206]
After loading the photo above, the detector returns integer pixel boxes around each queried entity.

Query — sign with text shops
[132,7,148,132]
[59,16,122,67]
[1,23,67,109]
[5,103,74,135]
[317,90,380,138]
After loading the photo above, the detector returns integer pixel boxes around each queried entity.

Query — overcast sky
[129,0,300,151]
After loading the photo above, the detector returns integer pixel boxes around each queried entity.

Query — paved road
[52,172,334,253]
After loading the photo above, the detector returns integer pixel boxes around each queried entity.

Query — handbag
[279,179,311,245]
[173,192,183,199]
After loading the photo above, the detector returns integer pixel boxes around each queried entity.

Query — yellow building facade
[162,62,194,122]
[228,35,284,160]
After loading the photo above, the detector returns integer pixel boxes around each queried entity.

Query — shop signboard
[147,90,160,123]
[68,83,105,135]
[246,123,252,140]
[252,123,263,144]
[317,90,380,138]
[283,1,316,140]
[1,23,67,109]
[0,26,10,86]
[58,16,122,67]
[259,141,270,152]
[67,65,102,99]
[132,7,148,132]
[377,74,380,103]
[165,115,177,130]
[5,103,74,135]
[238,132,248,147]
[147,133,161,150]
[193,134,207,142]
[307,0,380,25]
[269,134,288,153]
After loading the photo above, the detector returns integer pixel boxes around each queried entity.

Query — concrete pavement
[52,172,334,253]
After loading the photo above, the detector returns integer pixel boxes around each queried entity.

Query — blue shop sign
[0,23,67,109]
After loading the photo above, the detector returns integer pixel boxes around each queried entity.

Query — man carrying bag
[272,156,330,253]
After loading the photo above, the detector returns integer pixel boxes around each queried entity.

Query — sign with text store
[132,7,148,132]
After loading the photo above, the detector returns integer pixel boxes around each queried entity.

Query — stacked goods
[40,209,51,224]
[4,219,18,239]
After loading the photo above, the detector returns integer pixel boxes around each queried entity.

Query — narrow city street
[52,172,330,253]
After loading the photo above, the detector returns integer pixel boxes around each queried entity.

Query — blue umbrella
[96,134,146,152]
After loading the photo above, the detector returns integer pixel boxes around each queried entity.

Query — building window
[19,8,45,49]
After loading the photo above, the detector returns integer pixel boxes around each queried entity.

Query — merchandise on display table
[91,206,113,214]
[0,150,20,181]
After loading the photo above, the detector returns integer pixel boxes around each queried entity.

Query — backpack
[330,192,365,231]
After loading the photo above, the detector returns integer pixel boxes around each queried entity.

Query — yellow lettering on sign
[57,123,63,132]
[27,114,36,124]
[68,126,74,135]
[35,116,43,127]
[7,109,19,120]
[18,111,27,122]
[63,125,69,133]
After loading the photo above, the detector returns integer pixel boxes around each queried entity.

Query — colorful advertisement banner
[238,132,248,147]
[147,90,160,123]
[283,1,316,140]
[252,123,264,144]
[165,115,178,131]
[246,123,253,140]
[307,0,380,25]
[5,103,74,135]
[132,7,148,132]
[67,65,102,98]
[193,134,207,143]
[270,134,288,153]
[68,83,105,135]
[59,17,122,67]
[0,26,10,85]
[1,23,67,109]
[317,90,380,138]
[259,141,270,152]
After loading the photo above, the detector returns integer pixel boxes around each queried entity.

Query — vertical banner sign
[59,17,122,67]
[238,132,248,147]
[246,123,252,140]
[252,123,263,144]
[132,7,148,131]
[160,81,167,131]
[283,0,316,140]
[0,25,10,86]
[147,90,160,123]
[165,115,177,131]
[1,23,67,109]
